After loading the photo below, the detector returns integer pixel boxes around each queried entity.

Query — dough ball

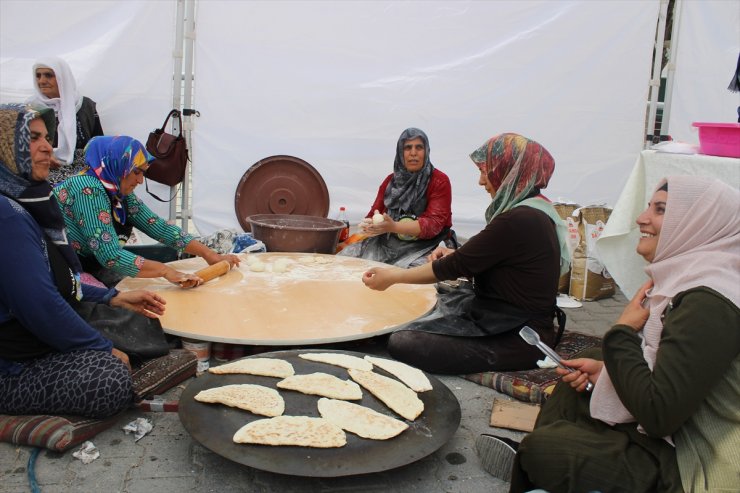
[245,254,261,265]
[249,261,266,272]
[372,210,384,224]
[298,256,316,264]
[313,256,333,265]
[273,258,290,273]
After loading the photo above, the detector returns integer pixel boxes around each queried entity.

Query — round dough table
[116,253,437,345]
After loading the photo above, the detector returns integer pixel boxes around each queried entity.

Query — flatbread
[233,416,346,448]
[299,352,373,371]
[208,358,295,378]
[194,384,285,417]
[276,372,362,400]
[364,356,433,392]
[348,369,424,421]
[318,398,408,440]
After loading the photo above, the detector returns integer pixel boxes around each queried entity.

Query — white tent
[2,0,737,240]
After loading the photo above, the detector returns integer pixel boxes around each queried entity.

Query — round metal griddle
[179,349,461,477]
[234,155,330,231]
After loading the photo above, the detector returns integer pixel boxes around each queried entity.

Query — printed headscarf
[0,103,82,274]
[383,127,434,219]
[590,176,740,430]
[470,133,555,223]
[84,136,152,225]
[26,57,83,165]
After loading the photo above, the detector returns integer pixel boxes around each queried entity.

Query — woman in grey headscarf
[339,128,454,267]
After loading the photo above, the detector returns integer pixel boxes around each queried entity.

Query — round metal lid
[234,155,330,231]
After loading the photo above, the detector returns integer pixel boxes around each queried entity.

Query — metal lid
[234,155,330,231]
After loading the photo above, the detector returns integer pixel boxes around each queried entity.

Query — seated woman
[339,127,454,268]
[0,103,165,418]
[54,135,240,288]
[26,57,104,185]
[362,133,570,374]
[496,176,739,493]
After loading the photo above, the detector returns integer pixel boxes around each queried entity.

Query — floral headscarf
[84,136,151,224]
[383,127,434,219]
[0,103,82,275]
[470,133,555,223]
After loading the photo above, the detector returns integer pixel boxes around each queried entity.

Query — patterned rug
[464,331,602,404]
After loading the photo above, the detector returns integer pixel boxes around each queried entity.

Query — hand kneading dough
[299,352,373,371]
[363,355,433,392]
[194,384,285,417]
[318,398,408,439]
[348,369,424,421]
[233,416,346,448]
[208,358,295,378]
[276,372,362,400]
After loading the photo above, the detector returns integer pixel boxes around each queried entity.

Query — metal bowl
[246,214,345,253]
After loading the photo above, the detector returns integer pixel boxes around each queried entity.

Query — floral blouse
[54,175,194,277]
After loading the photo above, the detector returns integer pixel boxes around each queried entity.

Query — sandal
[475,434,519,481]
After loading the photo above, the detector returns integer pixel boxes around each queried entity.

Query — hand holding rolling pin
[163,267,203,288]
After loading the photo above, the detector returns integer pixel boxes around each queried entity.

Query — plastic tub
[246,214,345,253]
[692,122,740,158]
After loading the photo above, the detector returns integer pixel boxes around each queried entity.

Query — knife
[519,326,594,392]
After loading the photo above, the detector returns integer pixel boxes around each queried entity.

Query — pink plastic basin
[692,122,740,158]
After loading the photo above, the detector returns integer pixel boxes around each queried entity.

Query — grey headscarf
[382,127,434,219]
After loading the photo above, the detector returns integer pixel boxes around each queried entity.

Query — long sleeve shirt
[54,175,194,277]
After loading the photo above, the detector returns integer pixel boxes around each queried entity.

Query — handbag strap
[159,109,183,137]
[145,177,181,202]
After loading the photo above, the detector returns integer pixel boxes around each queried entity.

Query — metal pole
[170,0,186,224]
[645,0,669,148]
[180,0,196,233]
[659,0,682,138]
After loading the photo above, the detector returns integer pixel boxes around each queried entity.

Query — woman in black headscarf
[339,128,454,267]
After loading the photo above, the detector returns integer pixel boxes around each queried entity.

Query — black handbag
[145,109,189,187]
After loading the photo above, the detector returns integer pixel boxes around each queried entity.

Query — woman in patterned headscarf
[54,136,239,287]
[339,127,454,267]
[0,103,165,418]
[363,133,569,374]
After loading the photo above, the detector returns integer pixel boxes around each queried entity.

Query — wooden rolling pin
[193,260,231,284]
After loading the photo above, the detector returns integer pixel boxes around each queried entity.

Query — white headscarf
[26,57,83,165]
[590,175,740,431]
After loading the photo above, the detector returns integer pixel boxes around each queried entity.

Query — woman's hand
[110,289,166,317]
[111,348,131,373]
[557,358,603,392]
[615,279,653,332]
[361,214,395,236]
[204,251,241,268]
[163,267,203,288]
[427,246,454,261]
[362,267,400,291]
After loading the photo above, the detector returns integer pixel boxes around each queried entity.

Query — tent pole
[179,0,196,233]
[659,0,682,138]
[645,0,669,149]
[170,0,186,225]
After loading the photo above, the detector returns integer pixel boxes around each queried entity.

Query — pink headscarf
[590,176,740,428]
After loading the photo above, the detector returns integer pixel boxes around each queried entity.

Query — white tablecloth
[597,150,740,298]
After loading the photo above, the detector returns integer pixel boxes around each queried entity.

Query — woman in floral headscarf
[339,127,455,267]
[0,104,165,417]
[363,133,570,373]
[54,136,239,288]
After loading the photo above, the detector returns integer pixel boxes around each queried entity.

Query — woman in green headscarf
[363,133,570,374]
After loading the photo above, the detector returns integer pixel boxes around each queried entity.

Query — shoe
[475,434,519,482]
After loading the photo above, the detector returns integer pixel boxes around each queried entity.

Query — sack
[145,109,188,186]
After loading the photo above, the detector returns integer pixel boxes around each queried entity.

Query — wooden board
[489,398,541,432]
[117,253,437,345]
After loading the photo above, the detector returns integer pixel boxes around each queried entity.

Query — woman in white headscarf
[27,56,104,184]
[500,176,740,493]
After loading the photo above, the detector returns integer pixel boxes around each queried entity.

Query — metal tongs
[519,326,594,392]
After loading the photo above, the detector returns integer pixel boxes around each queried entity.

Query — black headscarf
[382,127,434,219]
[0,103,82,274]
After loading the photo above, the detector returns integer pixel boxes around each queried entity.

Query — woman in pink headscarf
[363,133,570,374]
[501,176,740,493]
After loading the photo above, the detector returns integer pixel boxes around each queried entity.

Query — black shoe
[475,434,519,481]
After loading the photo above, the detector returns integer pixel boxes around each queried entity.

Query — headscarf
[26,57,83,165]
[0,103,82,274]
[470,133,555,223]
[471,133,570,275]
[590,176,740,428]
[84,136,152,225]
[383,127,434,219]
